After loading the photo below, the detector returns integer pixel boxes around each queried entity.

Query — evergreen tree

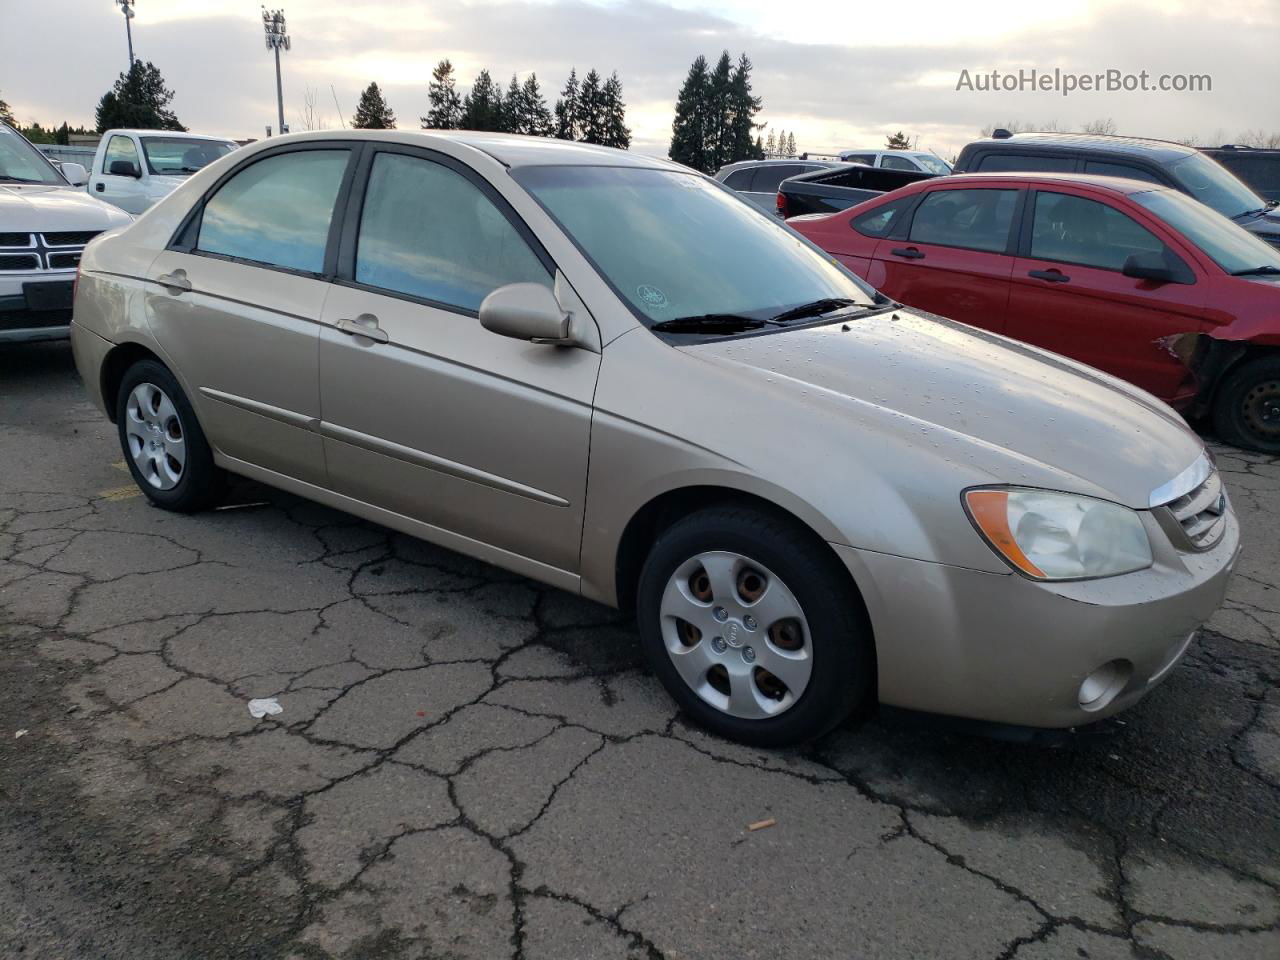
[705,51,734,169]
[0,91,14,127]
[786,132,796,156]
[554,69,580,140]
[519,73,554,137]
[460,69,504,131]
[726,54,763,162]
[94,60,185,133]
[422,59,462,129]
[501,74,524,134]
[885,130,912,149]
[352,82,396,129]
[764,129,777,158]
[577,69,606,144]
[601,72,631,149]
[668,55,710,171]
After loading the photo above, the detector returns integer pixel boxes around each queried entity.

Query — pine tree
[422,59,462,129]
[352,82,396,129]
[94,61,186,133]
[885,130,912,149]
[786,132,796,156]
[764,129,777,158]
[727,54,763,162]
[554,69,580,140]
[668,55,710,171]
[577,69,605,144]
[519,74,554,137]
[460,69,503,131]
[0,91,14,127]
[501,74,523,133]
[601,72,631,149]
[705,52,734,170]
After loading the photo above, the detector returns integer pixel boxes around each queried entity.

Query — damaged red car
[789,173,1280,452]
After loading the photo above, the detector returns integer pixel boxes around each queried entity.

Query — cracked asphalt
[2,340,1279,960]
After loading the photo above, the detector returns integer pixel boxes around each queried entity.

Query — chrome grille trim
[1159,469,1227,551]
[0,232,97,272]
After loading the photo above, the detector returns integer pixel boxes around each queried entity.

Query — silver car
[72,131,1239,745]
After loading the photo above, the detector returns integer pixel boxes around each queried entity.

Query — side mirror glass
[108,159,141,179]
[1121,252,1175,284]
[479,283,570,343]
[61,162,88,186]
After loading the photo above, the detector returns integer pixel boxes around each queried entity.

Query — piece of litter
[248,698,283,719]
[416,710,426,718]
[14,729,28,739]
[747,818,776,832]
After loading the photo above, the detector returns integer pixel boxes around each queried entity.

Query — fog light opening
[1078,659,1133,712]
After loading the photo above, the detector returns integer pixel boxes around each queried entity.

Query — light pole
[262,8,290,136]
[116,0,135,67]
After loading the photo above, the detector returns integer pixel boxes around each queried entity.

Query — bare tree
[1236,129,1280,149]
[1081,118,1117,135]
[298,85,331,131]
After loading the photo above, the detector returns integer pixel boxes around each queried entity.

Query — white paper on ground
[247,697,283,719]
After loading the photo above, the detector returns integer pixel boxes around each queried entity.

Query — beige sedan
[71,131,1239,745]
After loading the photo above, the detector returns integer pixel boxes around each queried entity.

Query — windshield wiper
[651,314,767,334]
[0,174,41,183]
[769,297,864,324]
[1231,265,1280,277]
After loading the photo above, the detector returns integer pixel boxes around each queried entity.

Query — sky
[2,0,1277,160]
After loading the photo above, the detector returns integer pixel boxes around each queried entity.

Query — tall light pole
[116,0,136,67]
[262,8,290,136]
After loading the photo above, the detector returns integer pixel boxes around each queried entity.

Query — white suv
[1,123,132,343]
[836,149,952,175]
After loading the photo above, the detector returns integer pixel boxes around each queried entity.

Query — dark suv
[955,132,1280,248]
[1200,146,1280,204]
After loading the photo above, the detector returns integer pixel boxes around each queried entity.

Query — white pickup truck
[87,129,237,215]
[1,123,132,343]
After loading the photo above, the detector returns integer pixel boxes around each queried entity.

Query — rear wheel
[636,505,873,746]
[1213,355,1280,454]
[116,359,225,512]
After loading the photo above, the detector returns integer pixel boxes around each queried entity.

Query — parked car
[88,129,237,214]
[790,172,1280,452]
[1200,146,1280,203]
[72,131,1237,745]
[837,148,952,175]
[955,132,1280,248]
[0,122,132,344]
[713,158,840,212]
[775,162,937,217]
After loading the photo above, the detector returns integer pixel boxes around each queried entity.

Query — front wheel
[1213,355,1280,454]
[636,505,874,746]
[116,359,225,512]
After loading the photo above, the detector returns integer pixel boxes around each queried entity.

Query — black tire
[1212,355,1280,454]
[636,504,874,747]
[115,359,225,512]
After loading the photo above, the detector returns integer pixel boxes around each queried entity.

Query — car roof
[718,158,835,172]
[106,129,237,142]
[965,132,1196,163]
[915,171,1176,195]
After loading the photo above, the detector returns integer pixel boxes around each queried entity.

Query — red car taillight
[776,191,788,218]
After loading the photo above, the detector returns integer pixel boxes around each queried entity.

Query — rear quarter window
[977,153,1077,173]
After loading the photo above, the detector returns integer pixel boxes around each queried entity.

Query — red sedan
[790,173,1280,453]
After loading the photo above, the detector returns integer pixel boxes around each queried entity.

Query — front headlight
[964,488,1152,581]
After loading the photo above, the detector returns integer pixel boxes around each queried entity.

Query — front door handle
[337,314,389,344]
[156,270,192,294]
[890,247,925,260]
[1028,269,1070,283]
[95,183,105,192]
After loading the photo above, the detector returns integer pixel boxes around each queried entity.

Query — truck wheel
[636,505,874,747]
[1213,355,1280,454]
[116,359,225,512]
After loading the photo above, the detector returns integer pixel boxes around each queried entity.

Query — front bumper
[834,505,1240,728]
[1,273,75,343]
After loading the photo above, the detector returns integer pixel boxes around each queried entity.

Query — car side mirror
[108,159,141,179]
[61,162,88,186]
[1121,252,1175,284]
[479,283,571,344]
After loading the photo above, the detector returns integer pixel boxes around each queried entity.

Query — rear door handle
[156,270,192,294]
[337,314,389,344]
[890,247,925,260]
[1028,269,1070,283]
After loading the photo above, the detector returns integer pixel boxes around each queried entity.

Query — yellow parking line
[111,460,129,473]
[98,484,142,502]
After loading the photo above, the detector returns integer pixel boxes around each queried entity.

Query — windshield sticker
[637,284,668,309]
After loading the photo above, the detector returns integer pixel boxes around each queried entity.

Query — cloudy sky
[3,0,1277,159]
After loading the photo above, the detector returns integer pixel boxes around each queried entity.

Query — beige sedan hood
[681,308,1203,510]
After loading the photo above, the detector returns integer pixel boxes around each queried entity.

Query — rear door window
[196,149,350,273]
[750,164,805,193]
[907,188,1018,252]
[723,168,754,190]
[977,153,1076,173]
[880,154,918,171]
[354,151,550,312]
[852,196,914,238]
[1029,191,1167,270]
